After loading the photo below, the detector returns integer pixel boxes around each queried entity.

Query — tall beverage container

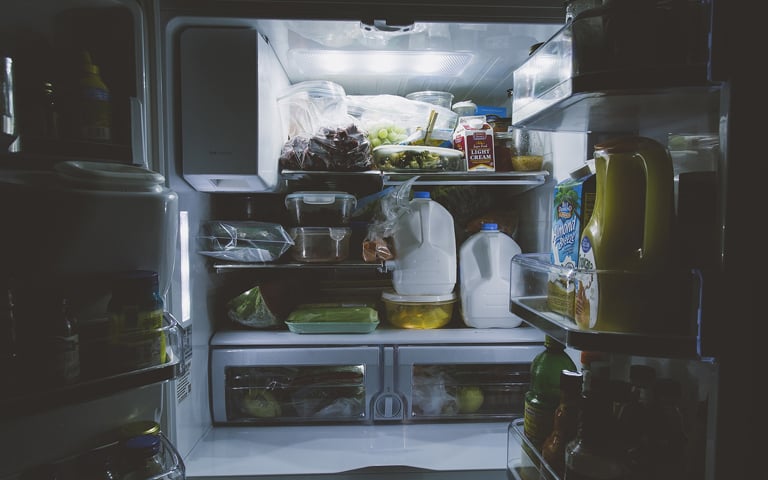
[459,222,523,328]
[385,191,456,296]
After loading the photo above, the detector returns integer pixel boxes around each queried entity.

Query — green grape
[371,137,382,147]
[377,128,389,139]
[388,130,399,142]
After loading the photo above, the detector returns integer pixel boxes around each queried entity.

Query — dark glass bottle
[541,369,583,478]
[616,364,656,479]
[41,80,59,139]
[524,336,577,451]
[0,284,20,393]
[564,370,626,480]
[44,296,81,385]
[648,378,688,480]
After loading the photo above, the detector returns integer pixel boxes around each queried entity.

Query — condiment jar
[107,270,166,373]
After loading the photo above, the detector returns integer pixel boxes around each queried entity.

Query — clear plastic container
[288,226,351,263]
[277,80,347,138]
[381,290,456,329]
[405,90,454,110]
[372,145,464,172]
[284,191,356,226]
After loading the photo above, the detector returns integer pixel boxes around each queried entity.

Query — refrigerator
[0,0,756,479]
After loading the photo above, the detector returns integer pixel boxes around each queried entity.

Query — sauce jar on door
[107,271,166,373]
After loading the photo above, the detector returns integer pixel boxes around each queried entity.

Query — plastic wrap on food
[197,221,294,262]
[227,283,294,329]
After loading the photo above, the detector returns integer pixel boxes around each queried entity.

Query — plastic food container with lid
[405,91,454,110]
[381,290,457,329]
[372,145,464,172]
[284,191,357,226]
[289,226,351,263]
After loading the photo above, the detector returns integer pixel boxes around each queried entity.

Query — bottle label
[80,86,112,142]
[48,334,80,383]
[524,398,556,449]
[575,236,598,329]
[109,307,166,372]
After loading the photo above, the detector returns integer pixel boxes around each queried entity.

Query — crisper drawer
[394,345,540,422]
[210,347,381,425]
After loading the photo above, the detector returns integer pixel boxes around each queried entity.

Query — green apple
[457,386,484,413]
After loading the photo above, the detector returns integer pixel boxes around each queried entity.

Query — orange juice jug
[575,136,683,334]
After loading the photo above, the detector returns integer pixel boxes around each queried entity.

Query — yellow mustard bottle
[575,136,680,334]
[78,50,112,142]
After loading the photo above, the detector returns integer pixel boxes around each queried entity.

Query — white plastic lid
[381,289,457,304]
[54,161,165,192]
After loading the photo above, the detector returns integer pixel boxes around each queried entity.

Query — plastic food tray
[284,320,379,334]
[372,145,464,172]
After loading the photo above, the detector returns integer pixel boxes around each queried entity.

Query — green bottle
[524,335,577,451]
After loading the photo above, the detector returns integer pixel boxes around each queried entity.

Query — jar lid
[381,289,457,303]
[119,420,161,439]
[123,434,161,455]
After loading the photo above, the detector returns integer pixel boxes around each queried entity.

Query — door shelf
[508,253,702,358]
[17,431,184,480]
[510,1,719,133]
[507,418,559,480]
[0,312,187,418]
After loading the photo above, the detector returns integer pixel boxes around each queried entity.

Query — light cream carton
[453,115,495,171]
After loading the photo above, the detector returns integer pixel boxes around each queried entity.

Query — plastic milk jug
[576,136,681,334]
[460,223,524,328]
[385,191,456,295]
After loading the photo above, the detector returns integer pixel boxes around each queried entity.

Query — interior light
[288,49,472,76]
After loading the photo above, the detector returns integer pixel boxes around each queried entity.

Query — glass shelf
[280,169,548,188]
[214,259,385,273]
[508,254,702,358]
[0,312,187,418]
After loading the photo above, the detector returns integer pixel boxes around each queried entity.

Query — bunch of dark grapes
[279,124,372,171]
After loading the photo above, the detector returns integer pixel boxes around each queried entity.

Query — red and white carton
[453,115,495,171]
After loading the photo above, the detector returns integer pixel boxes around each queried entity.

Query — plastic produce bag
[360,176,419,262]
[411,366,459,416]
[279,123,372,172]
[198,221,294,262]
[347,94,458,148]
[227,286,277,329]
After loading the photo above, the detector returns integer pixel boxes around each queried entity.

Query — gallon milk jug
[575,136,682,334]
[460,223,523,328]
[385,191,456,295]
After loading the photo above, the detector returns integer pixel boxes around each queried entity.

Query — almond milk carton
[453,115,495,171]
[547,164,596,318]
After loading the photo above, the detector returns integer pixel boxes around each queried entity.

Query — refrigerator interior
[2,0,747,479]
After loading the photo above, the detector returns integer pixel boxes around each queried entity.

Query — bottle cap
[413,191,430,199]
[480,223,499,231]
